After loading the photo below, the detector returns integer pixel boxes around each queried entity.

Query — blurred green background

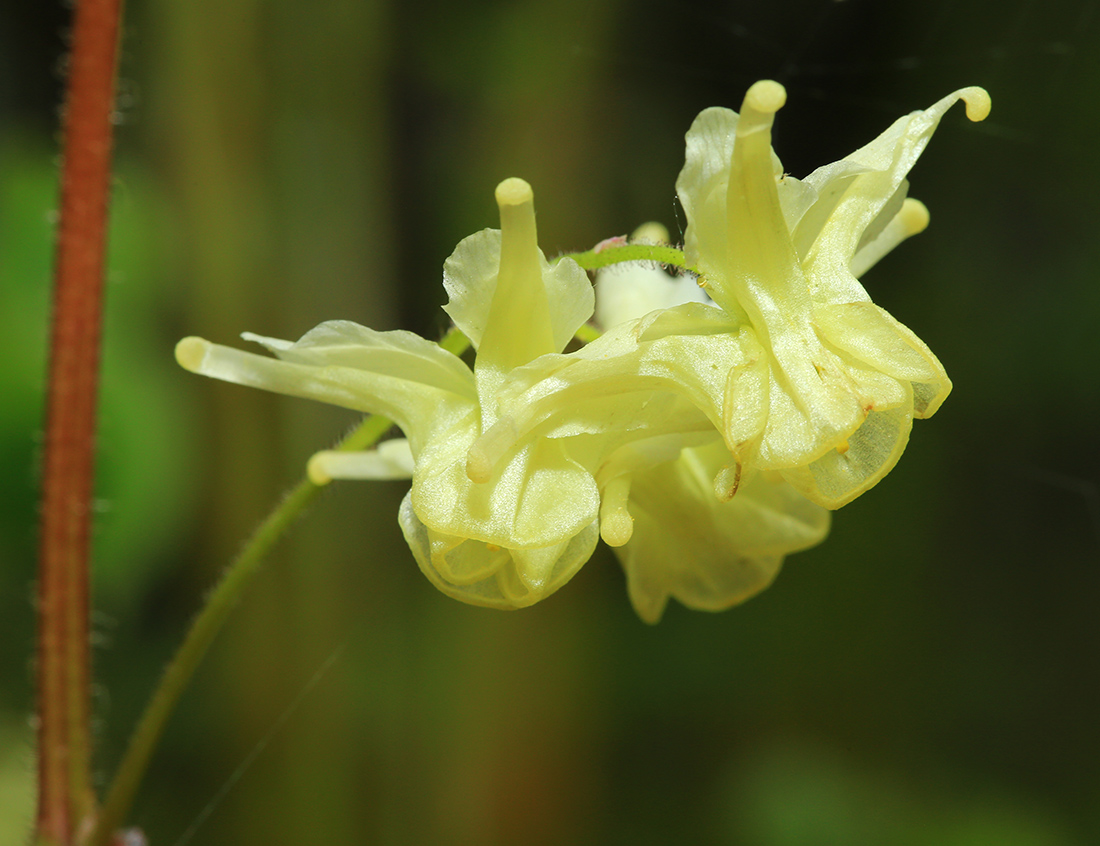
[2,0,1098,843]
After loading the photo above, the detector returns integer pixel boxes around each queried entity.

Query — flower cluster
[176,81,989,622]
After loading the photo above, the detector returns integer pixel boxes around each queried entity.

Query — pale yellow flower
[177,83,990,618]
[678,80,989,506]
[471,81,990,510]
[587,258,831,622]
[177,179,602,609]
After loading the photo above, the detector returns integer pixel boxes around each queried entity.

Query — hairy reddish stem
[36,0,124,842]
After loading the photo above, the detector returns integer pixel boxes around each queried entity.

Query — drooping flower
[177,82,989,620]
[676,80,989,506]
[471,81,990,511]
[588,256,831,623]
[177,178,604,608]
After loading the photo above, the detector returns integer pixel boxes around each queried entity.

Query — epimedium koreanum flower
[175,82,990,620]
[468,80,990,514]
[589,253,831,623]
[177,178,606,609]
[678,80,989,507]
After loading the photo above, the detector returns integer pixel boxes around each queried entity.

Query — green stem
[85,327,470,845]
[559,243,699,275]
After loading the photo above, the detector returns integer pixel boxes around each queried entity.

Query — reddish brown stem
[36,0,124,842]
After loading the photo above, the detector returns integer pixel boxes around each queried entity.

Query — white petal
[594,263,707,330]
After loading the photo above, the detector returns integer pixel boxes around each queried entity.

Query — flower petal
[399,493,599,609]
[413,429,601,549]
[176,326,476,453]
[466,302,754,481]
[804,87,990,303]
[617,443,830,623]
[779,400,913,508]
[814,301,951,417]
[593,262,708,331]
[677,106,741,287]
[243,320,476,399]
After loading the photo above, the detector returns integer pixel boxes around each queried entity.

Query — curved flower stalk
[177,178,603,608]
[473,81,990,510]
[591,222,710,331]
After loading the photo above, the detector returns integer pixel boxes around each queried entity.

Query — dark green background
[2,0,1097,843]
